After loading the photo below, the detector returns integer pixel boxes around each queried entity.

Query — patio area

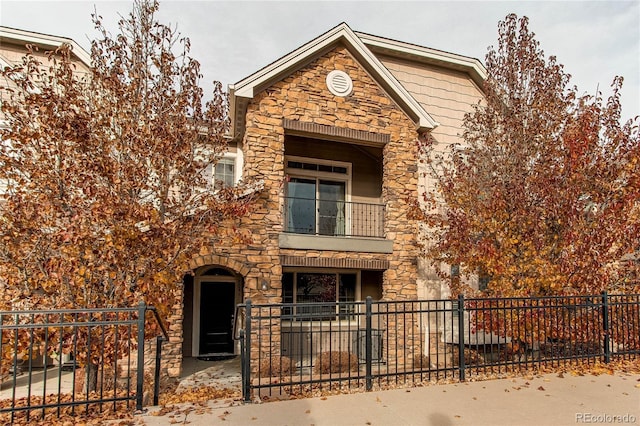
[177,356,241,392]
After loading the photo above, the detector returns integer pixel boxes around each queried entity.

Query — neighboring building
[1,24,488,376]
[0,26,91,97]
[0,27,92,195]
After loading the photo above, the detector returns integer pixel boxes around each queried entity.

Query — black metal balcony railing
[283,197,385,238]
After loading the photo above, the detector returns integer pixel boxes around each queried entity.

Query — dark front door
[199,281,235,355]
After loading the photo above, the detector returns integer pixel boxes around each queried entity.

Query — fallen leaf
[557,372,564,378]
[537,386,545,391]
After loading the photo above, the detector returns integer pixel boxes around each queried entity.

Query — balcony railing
[283,197,385,238]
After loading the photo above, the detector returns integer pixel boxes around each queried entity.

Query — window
[202,155,237,189]
[479,275,490,292]
[214,158,235,187]
[285,156,351,236]
[282,271,358,320]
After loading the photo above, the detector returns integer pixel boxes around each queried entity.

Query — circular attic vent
[326,70,353,97]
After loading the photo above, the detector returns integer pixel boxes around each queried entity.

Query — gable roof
[0,26,91,68]
[356,31,487,89]
[229,22,441,141]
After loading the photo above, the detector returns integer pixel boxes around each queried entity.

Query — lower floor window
[283,271,357,320]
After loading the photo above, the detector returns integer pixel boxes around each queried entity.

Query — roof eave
[356,31,487,89]
[230,23,437,141]
[0,26,92,68]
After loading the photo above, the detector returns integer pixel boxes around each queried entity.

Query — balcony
[284,197,385,238]
[280,197,392,253]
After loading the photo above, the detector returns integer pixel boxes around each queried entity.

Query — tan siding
[379,55,483,147]
[0,41,91,75]
[378,56,485,300]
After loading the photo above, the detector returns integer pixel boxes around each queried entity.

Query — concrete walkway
[140,372,640,426]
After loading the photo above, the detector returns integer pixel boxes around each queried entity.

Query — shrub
[259,356,294,377]
[412,353,430,369]
[450,346,484,366]
[314,351,359,374]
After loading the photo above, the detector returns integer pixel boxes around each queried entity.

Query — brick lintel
[280,255,389,270]
[283,119,390,147]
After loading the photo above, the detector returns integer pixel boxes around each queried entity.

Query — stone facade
[243,45,421,299]
[160,45,426,375]
[1,25,486,378]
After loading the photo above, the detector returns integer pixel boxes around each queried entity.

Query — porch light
[260,279,270,291]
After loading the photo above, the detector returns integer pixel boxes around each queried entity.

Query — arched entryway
[183,265,243,358]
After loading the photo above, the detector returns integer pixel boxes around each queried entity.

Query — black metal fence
[235,293,639,401]
[0,303,168,423]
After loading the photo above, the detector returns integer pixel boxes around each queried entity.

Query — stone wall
[242,45,421,300]
[161,45,424,376]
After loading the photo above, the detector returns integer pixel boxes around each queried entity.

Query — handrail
[143,304,169,407]
[146,305,169,341]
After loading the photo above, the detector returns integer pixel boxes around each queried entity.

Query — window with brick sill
[282,271,358,321]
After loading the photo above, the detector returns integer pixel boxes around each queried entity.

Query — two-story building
[1,23,487,376]
[175,23,486,375]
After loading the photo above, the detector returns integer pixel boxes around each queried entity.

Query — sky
[1,1,639,122]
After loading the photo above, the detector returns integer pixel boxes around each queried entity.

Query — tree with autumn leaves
[0,1,255,324]
[420,14,639,298]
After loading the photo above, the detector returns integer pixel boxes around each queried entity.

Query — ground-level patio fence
[0,303,167,424]
[235,293,639,402]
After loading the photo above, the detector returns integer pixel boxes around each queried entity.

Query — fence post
[153,335,163,406]
[457,294,465,382]
[136,302,146,411]
[365,296,373,392]
[601,291,610,364]
[243,299,252,403]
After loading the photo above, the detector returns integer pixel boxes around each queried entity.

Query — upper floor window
[203,154,240,189]
[214,157,236,188]
[285,156,352,236]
